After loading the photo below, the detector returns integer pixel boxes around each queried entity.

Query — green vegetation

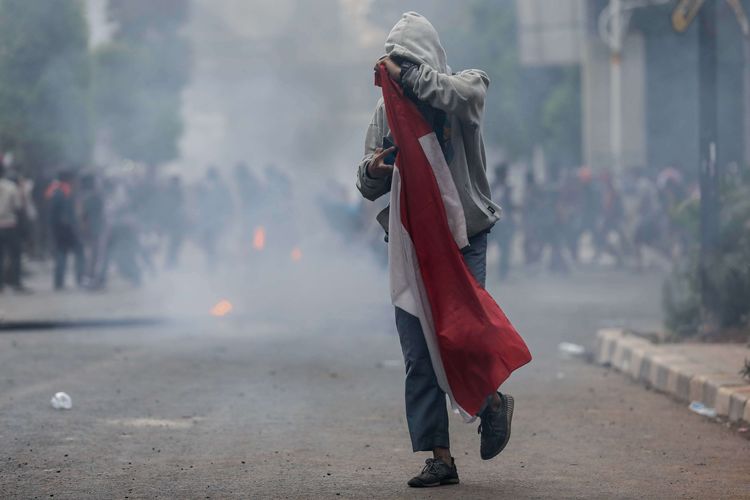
[445,0,582,167]
[0,0,91,175]
[664,171,750,340]
[93,0,191,166]
[540,67,582,169]
[0,0,191,174]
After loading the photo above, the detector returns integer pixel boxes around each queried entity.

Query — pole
[610,0,623,171]
[698,0,719,336]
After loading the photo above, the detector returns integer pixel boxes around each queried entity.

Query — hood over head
[384,12,448,74]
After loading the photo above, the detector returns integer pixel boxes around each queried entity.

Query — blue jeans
[395,230,488,452]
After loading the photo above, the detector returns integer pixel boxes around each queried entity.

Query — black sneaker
[407,458,459,488]
[478,392,514,460]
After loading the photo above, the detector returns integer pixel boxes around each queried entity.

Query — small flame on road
[253,226,266,251]
[291,247,303,262]
[210,299,233,317]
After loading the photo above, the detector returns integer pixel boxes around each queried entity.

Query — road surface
[1,267,748,499]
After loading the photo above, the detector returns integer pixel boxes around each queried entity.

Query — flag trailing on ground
[377,64,532,418]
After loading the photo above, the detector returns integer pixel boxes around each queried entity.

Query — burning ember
[210,299,233,317]
[253,226,266,251]
[291,247,303,262]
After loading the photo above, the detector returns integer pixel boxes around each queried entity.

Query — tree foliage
[441,0,582,165]
[0,0,91,175]
[541,67,582,169]
[444,0,530,160]
[93,0,190,165]
[664,172,750,338]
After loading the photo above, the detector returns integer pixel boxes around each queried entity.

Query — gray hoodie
[356,12,501,238]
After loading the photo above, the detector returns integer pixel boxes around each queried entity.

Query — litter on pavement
[50,392,72,410]
[558,342,586,358]
[688,401,717,418]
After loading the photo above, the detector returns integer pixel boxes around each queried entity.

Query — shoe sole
[482,394,514,461]
[409,478,460,488]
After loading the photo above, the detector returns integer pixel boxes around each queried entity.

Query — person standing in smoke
[522,170,543,266]
[46,170,85,290]
[490,163,515,280]
[0,165,26,292]
[356,12,516,488]
[196,166,232,269]
[162,175,185,269]
[79,174,105,287]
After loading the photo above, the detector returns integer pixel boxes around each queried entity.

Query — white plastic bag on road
[50,392,72,410]
[558,342,586,358]
[688,401,716,418]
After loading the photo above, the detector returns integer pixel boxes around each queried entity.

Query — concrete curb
[595,329,750,424]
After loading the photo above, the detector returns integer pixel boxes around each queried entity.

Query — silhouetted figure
[491,163,515,280]
[46,170,84,290]
[196,166,233,268]
[79,174,105,286]
[593,169,626,266]
[162,175,186,269]
[522,170,543,266]
[234,162,262,253]
[0,165,25,292]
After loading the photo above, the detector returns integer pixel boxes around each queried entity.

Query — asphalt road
[1,268,749,499]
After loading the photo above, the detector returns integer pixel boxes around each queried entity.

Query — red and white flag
[377,65,532,419]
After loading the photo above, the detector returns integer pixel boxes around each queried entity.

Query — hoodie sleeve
[402,65,489,125]
[356,100,392,201]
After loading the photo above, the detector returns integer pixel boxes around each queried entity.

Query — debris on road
[689,401,717,418]
[50,392,72,410]
[558,342,586,358]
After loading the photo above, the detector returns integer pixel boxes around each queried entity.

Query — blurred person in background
[490,163,515,280]
[356,12,515,488]
[0,165,28,292]
[558,167,582,263]
[31,172,52,258]
[46,170,85,290]
[162,175,186,269]
[543,173,568,274]
[263,164,297,254]
[576,166,599,260]
[233,162,262,255]
[9,168,36,290]
[79,174,105,287]
[196,166,233,269]
[522,170,544,267]
[593,169,626,266]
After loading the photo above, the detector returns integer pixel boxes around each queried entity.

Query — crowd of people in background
[326,161,697,282]
[0,159,298,293]
[486,162,695,280]
[0,155,698,293]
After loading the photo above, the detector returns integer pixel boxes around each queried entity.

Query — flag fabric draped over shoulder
[377,65,532,419]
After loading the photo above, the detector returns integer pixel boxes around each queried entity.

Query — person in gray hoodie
[356,12,514,488]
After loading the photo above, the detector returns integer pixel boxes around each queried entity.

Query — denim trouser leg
[54,248,67,289]
[395,231,488,452]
